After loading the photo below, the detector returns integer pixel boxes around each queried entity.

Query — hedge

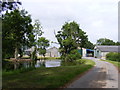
[106,52,120,62]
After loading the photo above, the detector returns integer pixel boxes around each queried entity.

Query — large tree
[84,41,95,49]
[2,9,34,59]
[56,21,88,61]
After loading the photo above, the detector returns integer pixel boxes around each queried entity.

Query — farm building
[94,45,119,59]
[45,47,60,57]
[24,46,60,57]
[78,47,94,57]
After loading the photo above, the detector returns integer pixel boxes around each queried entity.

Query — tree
[0,0,22,14]
[37,37,49,58]
[115,42,120,45]
[84,41,95,49]
[97,38,116,45]
[56,21,87,62]
[2,9,34,59]
[30,19,43,60]
[33,19,43,41]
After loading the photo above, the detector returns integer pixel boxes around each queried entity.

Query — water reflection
[45,60,61,67]
[3,59,61,71]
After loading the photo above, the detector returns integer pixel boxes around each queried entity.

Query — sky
[20,0,119,47]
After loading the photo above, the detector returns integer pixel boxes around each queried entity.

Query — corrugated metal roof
[95,45,120,52]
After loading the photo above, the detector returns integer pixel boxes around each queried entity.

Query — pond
[3,59,61,71]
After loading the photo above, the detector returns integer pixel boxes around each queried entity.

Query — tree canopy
[97,38,116,45]
[33,19,43,40]
[2,9,34,59]
[84,41,95,49]
[0,0,22,13]
[37,37,49,57]
[56,21,88,61]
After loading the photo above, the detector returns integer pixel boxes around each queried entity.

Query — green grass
[21,56,61,60]
[101,59,120,69]
[3,59,95,88]
[38,57,61,60]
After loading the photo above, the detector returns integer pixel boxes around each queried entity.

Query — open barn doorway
[86,49,94,57]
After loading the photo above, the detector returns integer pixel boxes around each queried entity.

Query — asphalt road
[67,57,119,88]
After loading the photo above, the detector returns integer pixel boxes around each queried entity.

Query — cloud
[20,0,118,47]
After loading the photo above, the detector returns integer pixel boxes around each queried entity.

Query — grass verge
[38,57,61,60]
[3,59,95,88]
[101,59,120,69]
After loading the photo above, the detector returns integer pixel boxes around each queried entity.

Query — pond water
[3,59,61,71]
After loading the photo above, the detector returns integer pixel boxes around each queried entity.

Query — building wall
[45,47,60,57]
[94,49,101,58]
[101,52,109,60]
[94,49,110,59]
[82,48,87,57]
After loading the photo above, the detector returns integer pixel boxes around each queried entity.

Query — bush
[61,59,86,66]
[76,59,86,64]
[63,50,82,62]
[106,52,120,62]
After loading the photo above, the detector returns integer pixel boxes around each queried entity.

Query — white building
[94,45,119,59]
[45,47,60,57]
[24,46,60,57]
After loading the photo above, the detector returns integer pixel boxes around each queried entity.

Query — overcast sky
[21,0,118,47]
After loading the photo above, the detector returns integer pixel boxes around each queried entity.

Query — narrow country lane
[67,57,119,88]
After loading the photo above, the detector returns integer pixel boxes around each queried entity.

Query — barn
[94,45,119,59]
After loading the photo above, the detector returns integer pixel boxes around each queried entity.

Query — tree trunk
[15,47,18,59]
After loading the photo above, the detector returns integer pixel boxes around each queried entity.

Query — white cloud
[20,0,118,46]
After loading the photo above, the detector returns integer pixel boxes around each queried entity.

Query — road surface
[67,57,119,88]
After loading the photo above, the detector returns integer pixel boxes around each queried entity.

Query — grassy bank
[38,57,61,60]
[101,59,120,72]
[3,59,95,88]
[101,59,120,69]
[21,56,61,60]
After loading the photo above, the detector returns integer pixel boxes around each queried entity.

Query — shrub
[61,59,86,66]
[106,52,120,62]
[76,59,86,64]
[64,50,82,62]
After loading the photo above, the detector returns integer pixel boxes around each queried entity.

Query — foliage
[106,52,120,62]
[84,41,95,49]
[97,38,116,45]
[56,21,88,61]
[61,59,86,66]
[30,19,43,60]
[2,9,34,59]
[33,19,43,41]
[63,50,82,62]
[115,42,120,45]
[0,0,22,13]
[38,48,46,56]
[31,46,37,60]
[37,37,50,57]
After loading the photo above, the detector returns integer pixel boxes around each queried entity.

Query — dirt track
[67,57,119,88]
